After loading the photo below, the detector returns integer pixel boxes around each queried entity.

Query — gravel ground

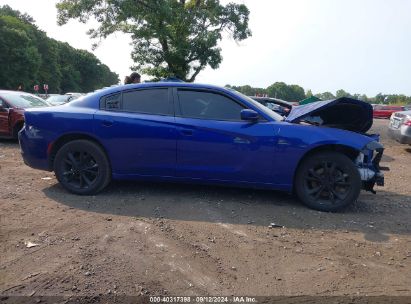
[0,119,410,301]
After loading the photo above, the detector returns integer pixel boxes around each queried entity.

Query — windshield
[229,89,284,121]
[47,95,71,104]
[2,93,49,108]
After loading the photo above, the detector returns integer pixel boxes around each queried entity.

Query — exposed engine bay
[285,97,373,133]
[286,98,384,193]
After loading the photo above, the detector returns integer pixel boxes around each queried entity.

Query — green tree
[0,5,119,93]
[375,93,385,104]
[227,85,267,96]
[56,0,251,82]
[315,92,335,100]
[335,89,351,98]
[35,32,61,93]
[360,94,368,102]
[0,14,41,90]
[288,84,306,101]
[266,82,305,101]
[0,4,34,23]
[98,63,121,87]
[267,82,288,99]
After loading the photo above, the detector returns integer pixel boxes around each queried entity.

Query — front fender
[272,122,375,187]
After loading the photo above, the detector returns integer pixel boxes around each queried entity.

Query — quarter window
[103,93,121,110]
[122,89,170,115]
[178,90,244,121]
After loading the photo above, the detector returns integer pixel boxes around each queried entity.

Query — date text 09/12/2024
[149,296,257,303]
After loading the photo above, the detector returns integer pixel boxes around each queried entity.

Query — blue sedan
[19,82,384,211]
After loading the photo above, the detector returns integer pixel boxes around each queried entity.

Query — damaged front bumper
[356,139,385,193]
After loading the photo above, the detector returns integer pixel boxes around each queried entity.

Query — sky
[1,0,410,96]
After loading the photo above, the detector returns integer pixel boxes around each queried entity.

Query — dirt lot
[1,119,410,300]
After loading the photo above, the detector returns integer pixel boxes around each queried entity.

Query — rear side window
[103,93,121,110]
[122,89,170,115]
[178,90,244,121]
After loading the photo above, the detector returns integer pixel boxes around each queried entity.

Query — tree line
[0,5,119,94]
[226,83,411,105]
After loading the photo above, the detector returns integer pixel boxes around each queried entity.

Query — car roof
[0,90,35,95]
[47,94,71,98]
[378,105,403,108]
[89,82,233,99]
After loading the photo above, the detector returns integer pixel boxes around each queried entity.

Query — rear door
[94,87,177,176]
[174,88,277,184]
[0,98,10,136]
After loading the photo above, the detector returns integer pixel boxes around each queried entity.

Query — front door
[174,89,278,184]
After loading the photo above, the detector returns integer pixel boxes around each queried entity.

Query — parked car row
[372,104,404,119]
[0,90,83,139]
[46,93,82,106]
[388,110,411,144]
[369,104,411,145]
[0,91,50,139]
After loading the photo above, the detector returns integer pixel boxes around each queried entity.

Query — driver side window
[177,90,244,121]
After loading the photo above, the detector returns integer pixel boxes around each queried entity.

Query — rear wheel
[295,151,361,211]
[54,140,111,195]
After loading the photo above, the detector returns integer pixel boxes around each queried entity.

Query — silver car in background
[388,110,411,144]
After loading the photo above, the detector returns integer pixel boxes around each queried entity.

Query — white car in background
[388,110,411,145]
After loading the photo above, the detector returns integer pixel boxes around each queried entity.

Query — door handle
[102,120,114,127]
[180,129,193,136]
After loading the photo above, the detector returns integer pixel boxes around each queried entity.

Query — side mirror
[241,109,259,121]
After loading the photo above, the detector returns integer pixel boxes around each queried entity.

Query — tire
[295,151,361,212]
[53,140,111,195]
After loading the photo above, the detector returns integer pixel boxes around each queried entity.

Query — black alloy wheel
[54,140,111,195]
[295,152,361,211]
[62,151,99,189]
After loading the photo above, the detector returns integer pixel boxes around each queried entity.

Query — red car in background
[0,90,50,139]
[373,105,404,119]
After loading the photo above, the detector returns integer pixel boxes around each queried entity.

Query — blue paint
[19,83,379,192]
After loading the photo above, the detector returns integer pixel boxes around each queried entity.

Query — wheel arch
[48,133,111,171]
[12,120,25,138]
[292,144,360,193]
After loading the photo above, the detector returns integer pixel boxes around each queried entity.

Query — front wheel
[295,151,361,212]
[54,140,111,195]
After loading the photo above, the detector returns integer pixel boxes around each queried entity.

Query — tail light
[404,118,411,126]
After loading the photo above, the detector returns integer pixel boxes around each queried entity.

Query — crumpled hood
[285,97,373,133]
